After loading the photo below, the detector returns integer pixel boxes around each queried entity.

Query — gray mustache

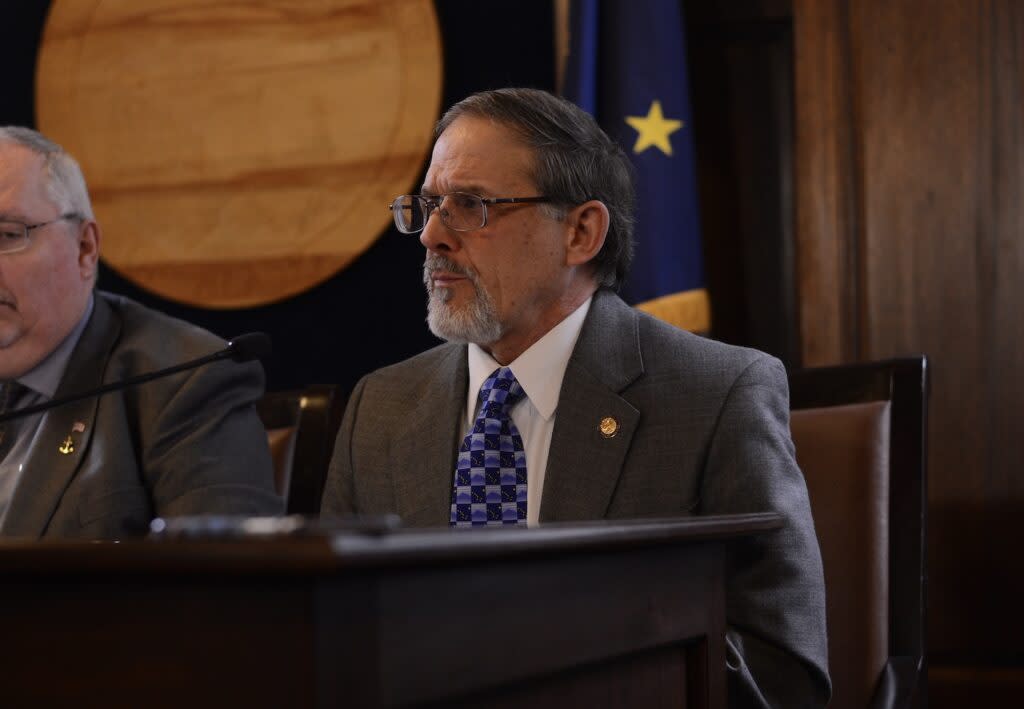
[423,255,476,282]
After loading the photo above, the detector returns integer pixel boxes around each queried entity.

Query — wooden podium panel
[0,514,780,708]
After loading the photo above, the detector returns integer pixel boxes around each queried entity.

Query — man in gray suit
[322,88,830,707]
[0,127,281,539]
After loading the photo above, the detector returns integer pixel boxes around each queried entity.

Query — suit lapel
[390,345,467,527]
[2,295,119,538]
[540,291,644,522]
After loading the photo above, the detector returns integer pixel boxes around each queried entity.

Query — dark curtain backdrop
[1,1,558,395]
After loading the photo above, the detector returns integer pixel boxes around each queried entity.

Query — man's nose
[419,208,458,253]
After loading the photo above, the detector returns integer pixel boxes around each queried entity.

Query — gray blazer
[1,291,282,539]
[323,289,830,707]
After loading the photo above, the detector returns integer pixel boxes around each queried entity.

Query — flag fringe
[636,288,711,333]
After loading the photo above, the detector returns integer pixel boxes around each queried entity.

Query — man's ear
[77,220,101,282]
[565,199,609,268]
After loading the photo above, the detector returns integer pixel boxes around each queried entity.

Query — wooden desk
[0,514,781,708]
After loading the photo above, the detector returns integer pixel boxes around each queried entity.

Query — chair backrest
[257,384,348,515]
[265,423,299,500]
[788,357,928,709]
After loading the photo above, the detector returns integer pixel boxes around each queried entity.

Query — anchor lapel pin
[59,421,87,455]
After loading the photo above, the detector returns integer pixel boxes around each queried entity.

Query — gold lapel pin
[58,422,86,455]
[599,416,619,438]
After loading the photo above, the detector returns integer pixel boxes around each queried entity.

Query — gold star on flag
[624,100,684,156]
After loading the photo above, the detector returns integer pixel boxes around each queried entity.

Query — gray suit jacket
[1,291,282,539]
[323,289,830,707]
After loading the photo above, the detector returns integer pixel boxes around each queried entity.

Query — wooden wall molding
[793,0,862,366]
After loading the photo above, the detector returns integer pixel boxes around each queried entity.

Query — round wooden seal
[36,0,442,308]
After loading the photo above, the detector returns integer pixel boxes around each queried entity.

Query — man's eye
[449,194,479,211]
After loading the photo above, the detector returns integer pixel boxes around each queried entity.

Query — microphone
[0,332,272,424]
[224,332,272,363]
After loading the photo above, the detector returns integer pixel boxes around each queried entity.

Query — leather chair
[257,384,347,515]
[788,357,928,709]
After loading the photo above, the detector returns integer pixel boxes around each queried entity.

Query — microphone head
[227,332,272,363]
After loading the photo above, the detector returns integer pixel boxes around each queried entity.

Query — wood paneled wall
[686,0,800,365]
[793,0,1024,702]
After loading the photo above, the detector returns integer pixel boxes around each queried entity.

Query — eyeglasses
[388,192,553,234]
[0,214,83,255]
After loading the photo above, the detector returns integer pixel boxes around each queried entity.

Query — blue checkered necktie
[450,367,528,527]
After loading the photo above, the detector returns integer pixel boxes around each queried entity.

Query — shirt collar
[467,296,592,421]
[18,292,95,399]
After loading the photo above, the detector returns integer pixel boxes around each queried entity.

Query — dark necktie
[450,367,528,526]
[0,381,23,462]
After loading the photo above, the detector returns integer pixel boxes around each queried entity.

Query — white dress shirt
[464,296,592,526]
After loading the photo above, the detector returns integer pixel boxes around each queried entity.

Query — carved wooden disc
[36,0,442,308]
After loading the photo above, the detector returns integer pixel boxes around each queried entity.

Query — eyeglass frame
[388,192,555,234]
[0,213,84,255]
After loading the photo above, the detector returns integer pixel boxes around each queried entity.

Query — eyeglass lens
[392,195,426,233]
[0,222,29,254]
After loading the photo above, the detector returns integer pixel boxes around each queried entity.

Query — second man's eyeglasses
[389,192,553,234]
[0,214,83,255]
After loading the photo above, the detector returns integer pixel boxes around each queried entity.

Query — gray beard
[423,256,502,345]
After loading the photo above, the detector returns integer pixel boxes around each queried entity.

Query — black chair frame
[257,384,347,515]
[789,356,929,709]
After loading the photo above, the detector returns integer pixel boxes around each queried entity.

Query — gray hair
[0,126,94,220]
[436,88,635,290]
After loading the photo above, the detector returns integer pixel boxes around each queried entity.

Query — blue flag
[563,0,709,331]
